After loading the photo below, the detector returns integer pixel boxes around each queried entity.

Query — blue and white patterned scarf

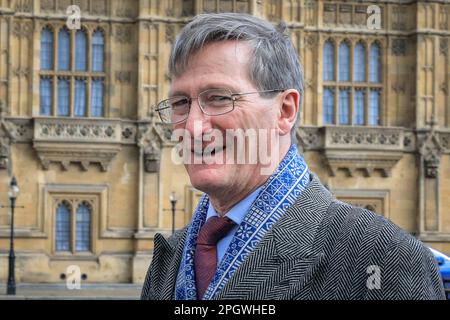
[175,144,310,300]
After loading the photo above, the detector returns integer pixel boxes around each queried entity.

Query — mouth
[191,145,226,157]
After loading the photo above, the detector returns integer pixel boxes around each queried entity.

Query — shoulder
[320,200,445,299]
[323,198,424,258]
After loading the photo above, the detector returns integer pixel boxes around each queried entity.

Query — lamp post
[169,192,177,235]
[6,176,19,295]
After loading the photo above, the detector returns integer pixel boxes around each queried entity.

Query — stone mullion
[433,35,439,125]
[249,0,258,15]
[87,28,93,118]
[70,29,75,117]
[29,18,36,117]
[365,40,370,126]
[71,200,76,254]
[349,40,354,125]
[381,39,387,127]
[446,36,450,127]
[365,87,369,126]
[106,25,112,119]
[52,27,58,117]
[334,37,339,125]
[317,35,324,126]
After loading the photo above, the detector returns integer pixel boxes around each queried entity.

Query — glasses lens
[199,89,234,115]
[157,97,190,124]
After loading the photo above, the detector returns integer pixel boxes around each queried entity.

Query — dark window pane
[56,203,71,252]
[75,79,86,117]
[58,28,70,71]
[92,31,104,72]
[369,90,380,125]
[41,28,53,70]
[58,79,70,116]
[76,204,91,252]
[40,78,52,116]
[354,90,365,125]
[369,43,381,83]
[353,43,366,82]
[91,80,104,117]
[75,30,87,71]
[339,89,350,125]
[323,88,334,124]
[323,41,334,81]
[339,42,350,81]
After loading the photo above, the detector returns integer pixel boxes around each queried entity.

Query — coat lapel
[215,173,334,300]
[154,229,188,300]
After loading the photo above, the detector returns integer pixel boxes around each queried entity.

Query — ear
[277,89,300,137]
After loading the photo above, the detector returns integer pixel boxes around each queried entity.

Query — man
[141,13,445,300]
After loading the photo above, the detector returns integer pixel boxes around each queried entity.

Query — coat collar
[155,172,334,299]
[215,173,334,299]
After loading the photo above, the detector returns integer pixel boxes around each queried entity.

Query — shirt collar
[206,186,263,225]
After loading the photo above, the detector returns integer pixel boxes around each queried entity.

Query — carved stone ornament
[392,38,407,56]
[418,130,444,179]
[137,120,168,173]
[322,126,404,178]
[0,101,15,171]
[33,118,122,172]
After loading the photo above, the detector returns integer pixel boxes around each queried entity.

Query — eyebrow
[169,83,241,97]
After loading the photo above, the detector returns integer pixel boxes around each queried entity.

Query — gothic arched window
[75,29,88,71]
[369,89,381,125]
[322,38,383,126]
[75,78,87,117]
[57,78,70,116]
[323,88,334,124]
[323,40,334,81]
[40,26,106,117]
[369,42,381,83]
[40,27,53,70]
[339,89,350,125]
[354,43,366,82]
[58,28,70,71]
[76,202,91,252]
[354,89,365,125]
[338,41,350,81]
[92,30,105,72]
[56,202,71,252]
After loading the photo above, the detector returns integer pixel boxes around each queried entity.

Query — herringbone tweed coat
[141,173,446,300]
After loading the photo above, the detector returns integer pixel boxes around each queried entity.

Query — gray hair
[169,13,304,144]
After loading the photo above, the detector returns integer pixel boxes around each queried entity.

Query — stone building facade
[0,0,449,284]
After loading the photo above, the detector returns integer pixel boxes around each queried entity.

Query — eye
[208,95,232,102]
[171,97,189,108]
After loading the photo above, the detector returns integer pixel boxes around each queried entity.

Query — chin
[186,163,229,193]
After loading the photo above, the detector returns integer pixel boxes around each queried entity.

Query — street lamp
[169,192,177,235]
[7,176,19,295]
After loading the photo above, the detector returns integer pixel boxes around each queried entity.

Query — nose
[184,98,212,137]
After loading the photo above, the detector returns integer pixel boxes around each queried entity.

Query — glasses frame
[155,88,286,124]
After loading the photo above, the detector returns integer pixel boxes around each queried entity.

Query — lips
[191,145,226,156]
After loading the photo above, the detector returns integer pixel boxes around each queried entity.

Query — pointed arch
[369,41,381,83]
[338,40,350,81]
[92,28,105,72]
[55,201,71,252]
[75,27,88,71]
[323,39,335,81]
[58,27,70,70]
[40,25,54,70]
[75,201,92,252]
[353,41,366,82]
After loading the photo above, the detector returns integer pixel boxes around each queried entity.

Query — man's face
[170,41,280,195]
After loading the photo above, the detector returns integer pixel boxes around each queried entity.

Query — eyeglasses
[155,88,285,124]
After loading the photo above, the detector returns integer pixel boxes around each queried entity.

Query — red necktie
[194,216,236,299]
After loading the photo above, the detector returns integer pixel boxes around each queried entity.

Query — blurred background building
[0,0,449,291]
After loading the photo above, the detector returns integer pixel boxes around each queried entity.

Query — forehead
[169,41,254,95]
